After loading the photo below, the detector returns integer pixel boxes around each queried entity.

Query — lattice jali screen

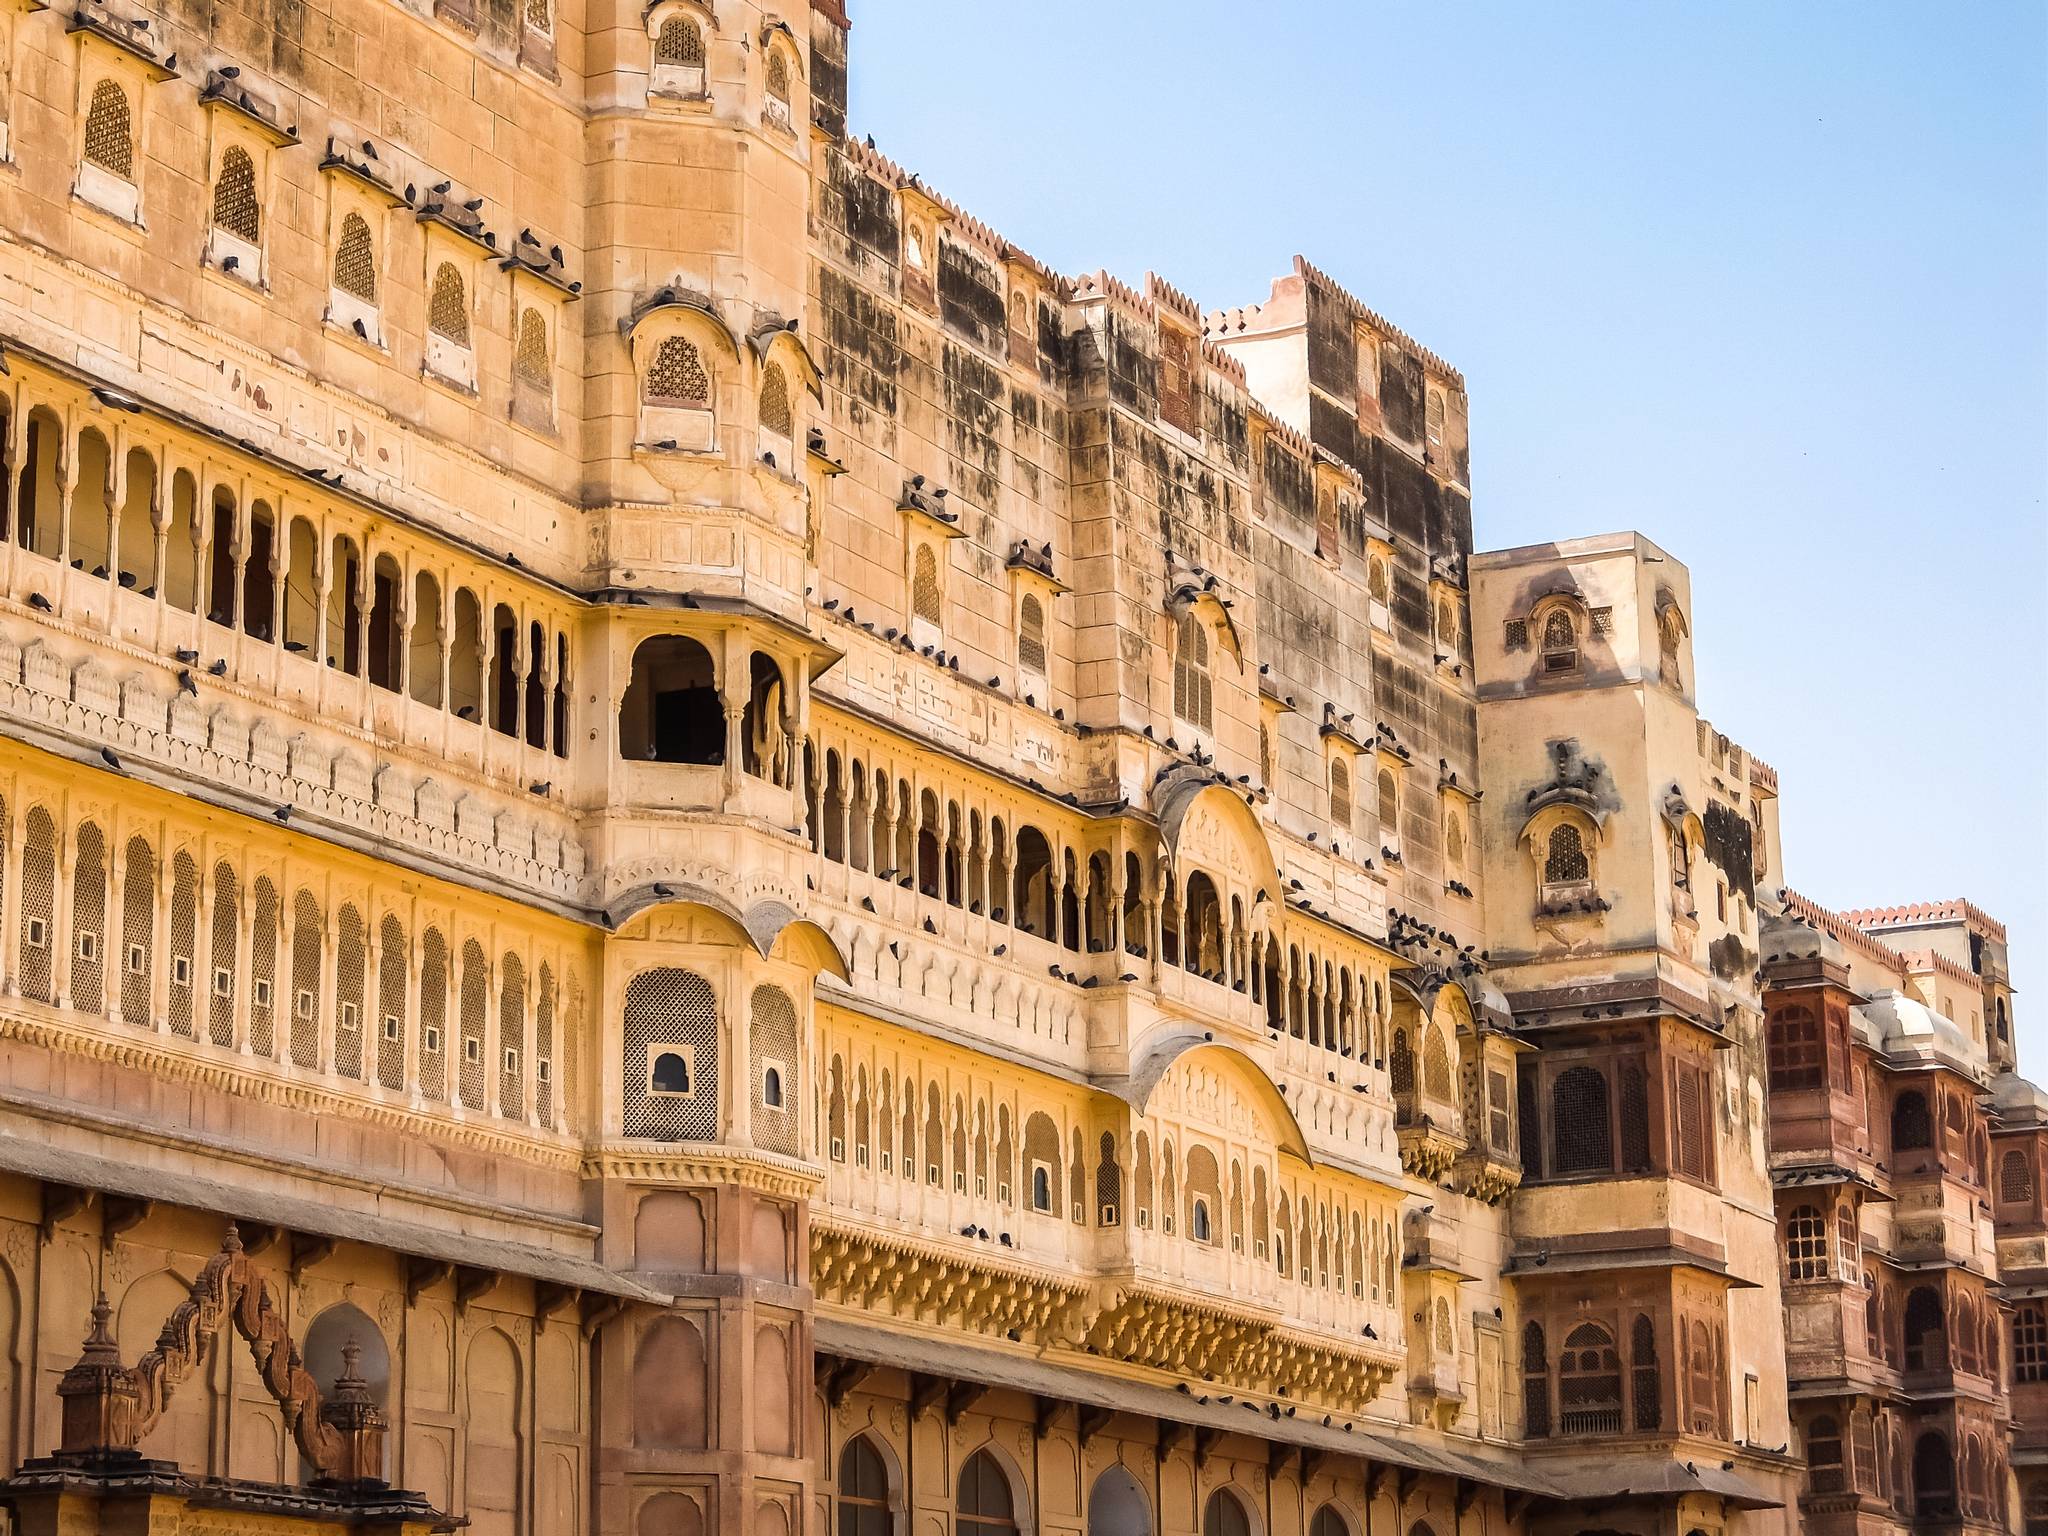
[167,853,197,1038]
[291,891,322,1068]
[498,952,526,1118]
[645,336,708,405]
[208,862,238,1046]
[535,964,556,1127]
[120,836,153,1026]
[428,263,470,345]
[656,16,704,64]
[249,878,277,1057]
[622,968,718,1140]
[70,823,107,1016]
[19,809,56,1005]
[332,213,377,302]
[749,985,798,1155]
[458,940,487,1110]
[515,308,551,389]
[377,914,406,1090]
[418,929,448,1099]
[83,80,133,178]
[212,146,260,243]
[334,905,366,1079]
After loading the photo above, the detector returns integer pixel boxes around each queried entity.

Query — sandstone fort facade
[0,3,2031,1535]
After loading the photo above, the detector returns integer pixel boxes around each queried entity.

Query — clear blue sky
[842,2,2048,1051]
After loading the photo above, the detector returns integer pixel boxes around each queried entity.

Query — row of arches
[620,637,796,787]
[1522,1312,1721,1440]
[0,398,573,756]
[803,741,1398,1064]
[834,1437,1423,1536]
[0,795,577,1130]
[819,1045,1401,1313]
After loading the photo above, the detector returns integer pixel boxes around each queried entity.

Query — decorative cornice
[583,1143,823,1198]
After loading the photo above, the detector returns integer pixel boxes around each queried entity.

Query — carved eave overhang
[1770,1160,1892,1202]
[1164,555,1244,668]
[1005,539,1067,595]
[1429,551,1468,591]
[1257,669,1295,712]
[585,1144,823,1199]
[605,882,849,977]
[898,476,965,539]
[319,137,407,205]
[1395,1118,1464,1181]
[500,231,581,296]
[806,426,847,475]
[1437,759,1478,802]
[1450,1148,1522,1207]
[812,1220,1091,1342]
[1508,981,1731,1049]
[199,72,298,144]
[1372,721,1414,767]
[896,175,953,233]
[1504,1243,1760,1289]
[1317,703,1365,754]
[758,15,796,48]
[1761,951,1862,1000]
[66,2,174,76]
[747,315,824,400]
[1280,895,1403,970]
[621,285,742,357]
[593,589,843,680]
[416,192,499,257]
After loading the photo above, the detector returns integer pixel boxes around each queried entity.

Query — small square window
[211,966,232,998]
[382,1013,401,1042]
[126,943,147,975]
[464,1036,482,1064]
[25,918,48,950]
[339,1001,359,1031]
[294,987,315,1020]
[76,930,99,962]
[647,1042,695,1095]
[423,1024,442,1053]
[503,1046,519,1074]
[170,955,192,986]
[536,1058,552,1083]
[252,977,272,1007]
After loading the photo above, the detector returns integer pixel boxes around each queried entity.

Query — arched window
[1543,823,1589,884]
[428,263,470,345]
[657,14,704,63]
[1767,1006,1823,1092]
[1201,1491,1251,1536]
[749,985,797,1154]
[646,336,710,406]
[1425,389,1446,455]
[1540,608,1577,671]
[1892,1091,1932,1152]
[1377,769,1399,838]
[333,212,377,302]
[1903,1286,1945,1372]
[765,49,791,106]
[957,1452,1016,1536]
[1551,1065,1611,1175]
[1808,1415,1844,1494]
[1087,1468,1149,1536]
[1306,1507,1346,1536]
[1784,1204,1828,1281]
[1017,594,1046,675]
[1630,1314,1660,1431]
[83,80,134,177]
[2003,1148,2035,1204]
[1522,1321,1549,1438]
[1329,757,1351,830]
[212,146,260,242]
[2018,1301,2048,1382]
[619,635,721,763]
[1173,612,1212,733]
[1558,1322,1622,1435]
[1913,1431,1954,1517]
[760,363,793,437]
[1422,1026,1450,1100]
[1389,1029,1414,1097]
[912,543,942,628]
[1445,811,1465,869]
[838,1436,892,1536]
[622,969,719,1140]
[515,308,551,390]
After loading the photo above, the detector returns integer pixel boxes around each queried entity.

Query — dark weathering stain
[818,267,900,419]
[938,242,1006,354]
[834,161,899,261]
[1380,348,1423,443]
[942,341,1004,509]
[1262,437,1312,530]
[1106,314,1156,416]
[1709,933,1755,983]
[1308,392,1359,478]
[1702,803,1756,904]
[809,15,849,139]
[1304,282,1356,400]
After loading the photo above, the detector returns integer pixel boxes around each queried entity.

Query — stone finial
[318,1334,388,1483]
[58,1294,139,1455]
